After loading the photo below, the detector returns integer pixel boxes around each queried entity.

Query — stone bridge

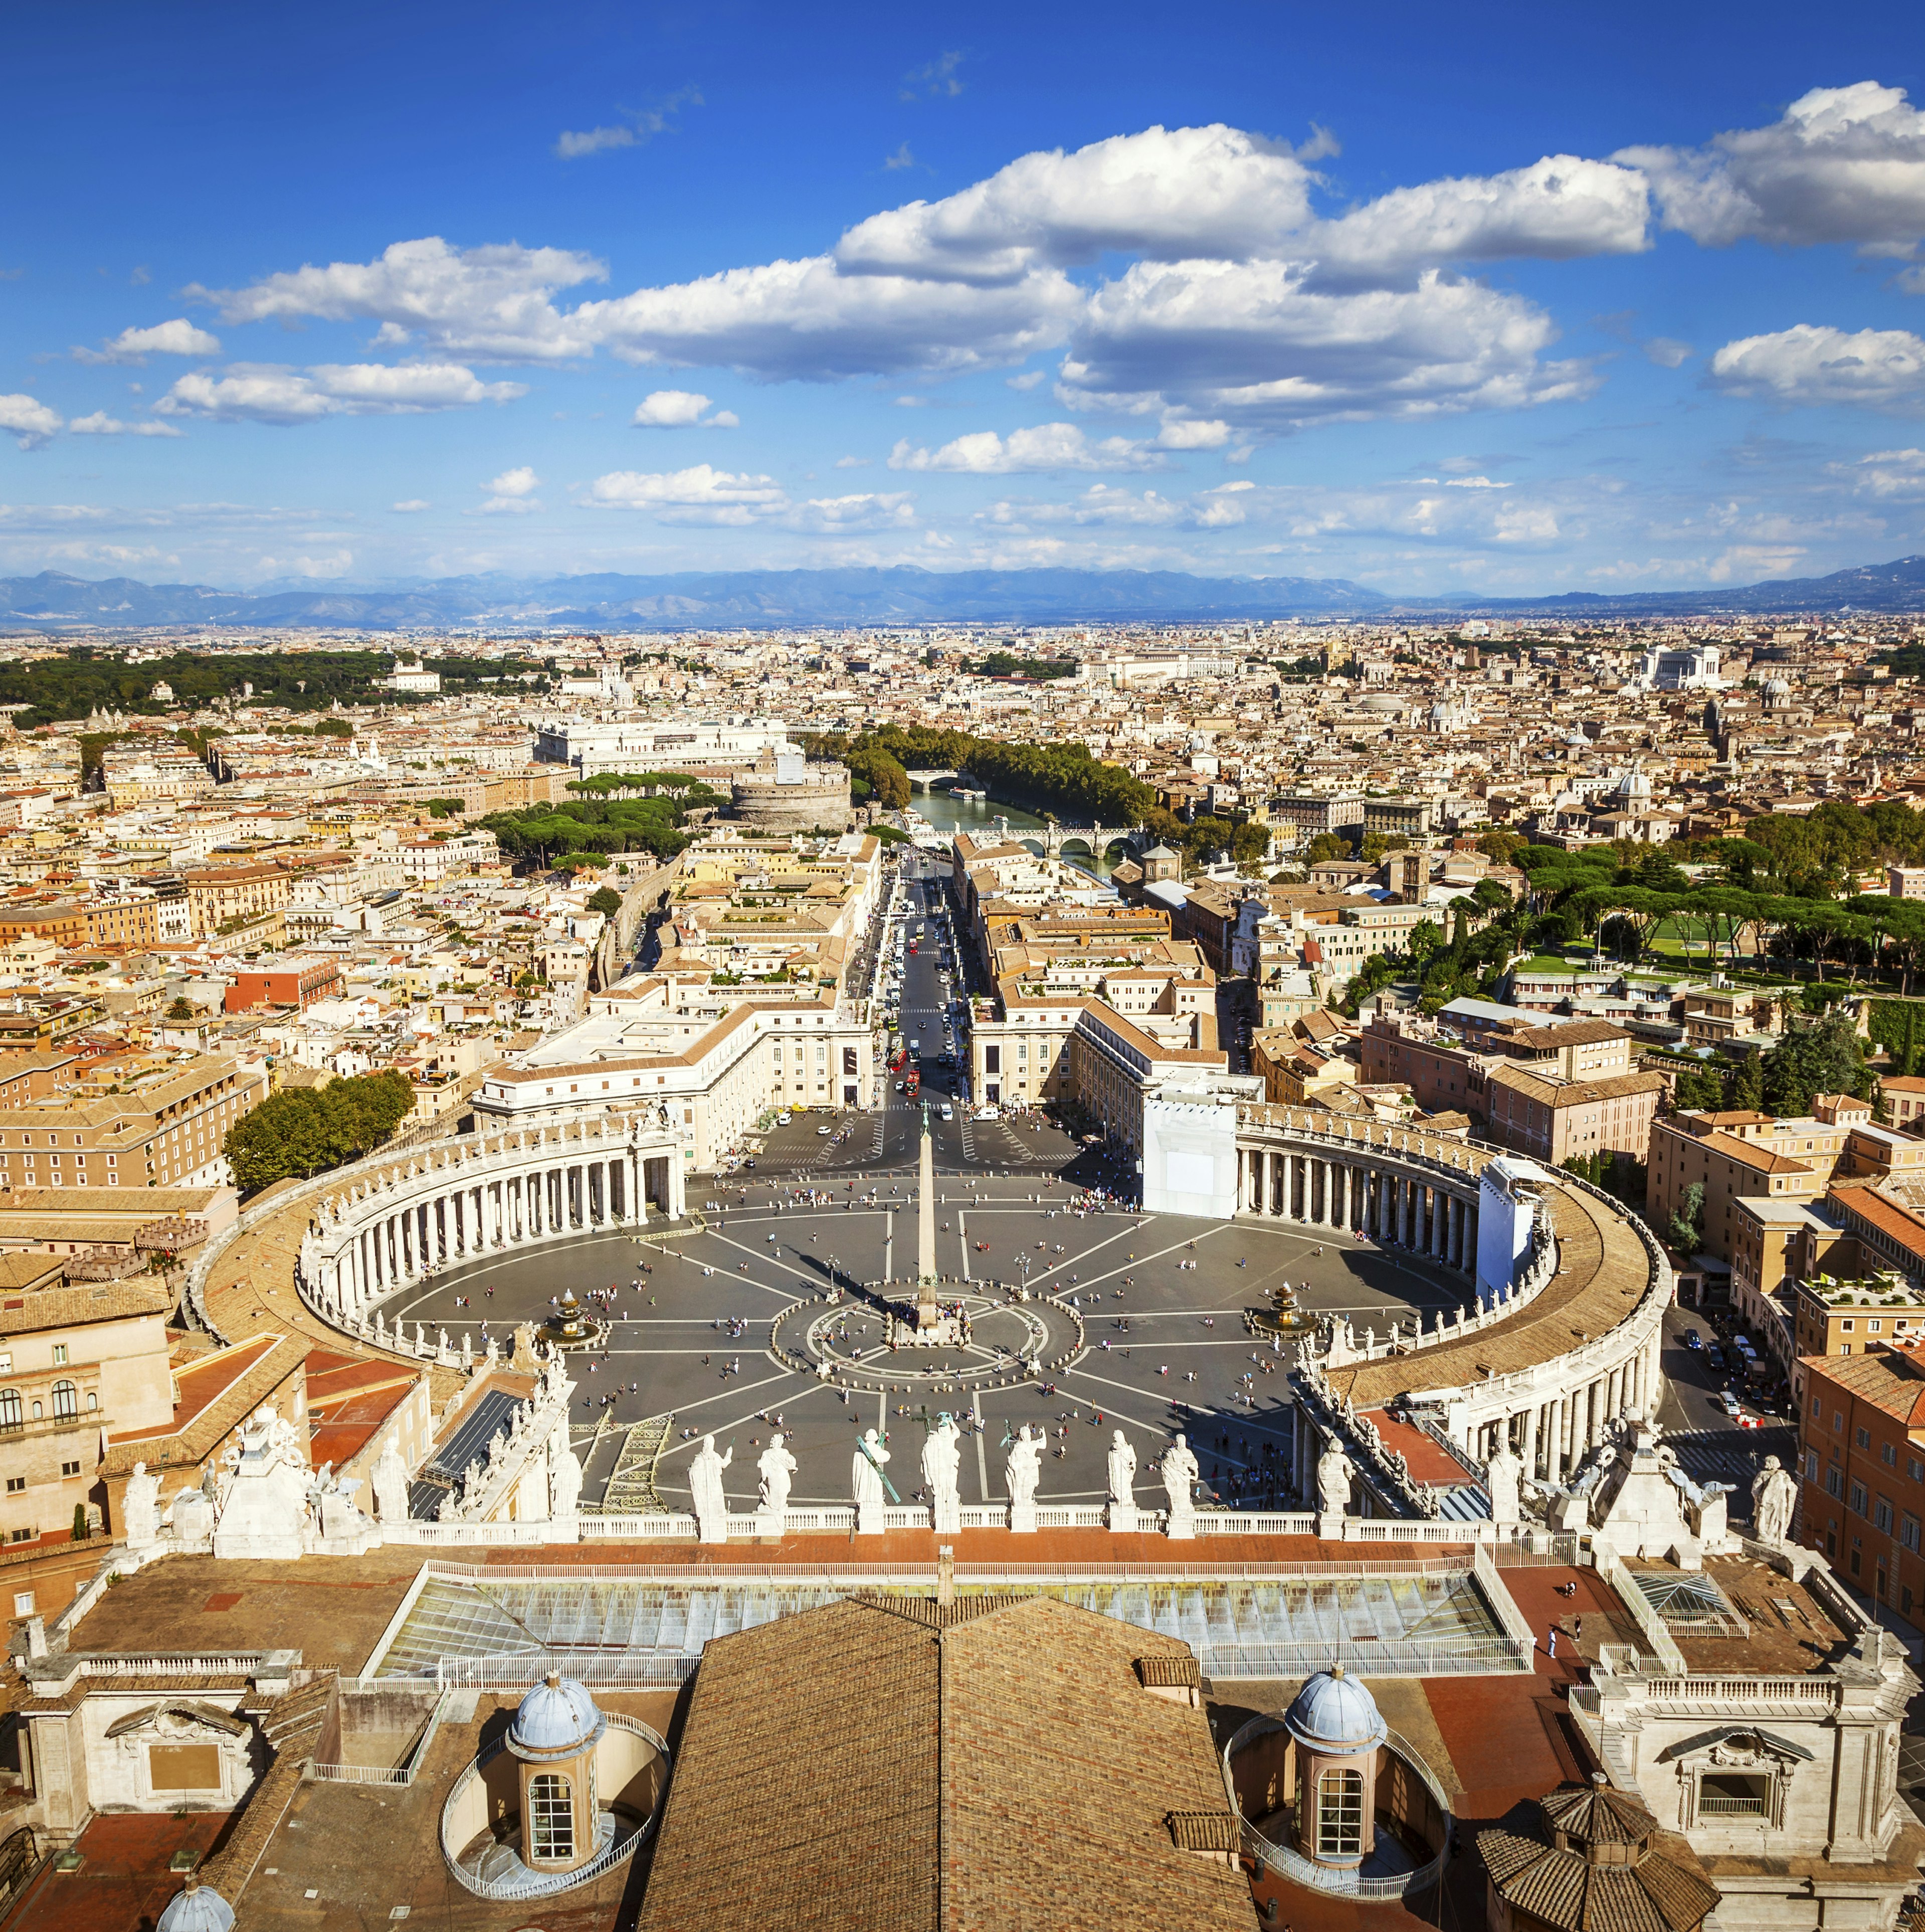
[1010,821,1148,861]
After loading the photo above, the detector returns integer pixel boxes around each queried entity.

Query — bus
[904,1069,920,1099]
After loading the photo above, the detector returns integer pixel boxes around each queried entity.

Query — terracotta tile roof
[1800,1344,1925,1427]
[635,1594,1251,1932]
[0,1275,172,1338]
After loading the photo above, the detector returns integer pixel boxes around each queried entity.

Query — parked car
[777,1112,792,1126]
[1705,1345,1724,1370]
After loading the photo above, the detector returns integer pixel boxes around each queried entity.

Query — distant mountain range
[2,555,1924,632]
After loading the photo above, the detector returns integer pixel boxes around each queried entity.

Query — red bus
[888,1047,908,1073]
[905,1070,920,1099]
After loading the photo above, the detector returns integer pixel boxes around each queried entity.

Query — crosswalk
[1664,1425,1797,1494]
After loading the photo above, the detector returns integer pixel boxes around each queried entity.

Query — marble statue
[1162,1434,1199,1539]
[853,1427,890,1534]
[1751,1455,1798,1546]
[1486,1441,1523,1529]
[122,1461,161,1551]
[1005,1425,1043,1533]
[1106,1431,1138,1531]
[371,1441,409,1523]
[549,1434,584,1520]
[757,1432,797,1528]
[922,1415,963,1536]
[1316,1442,1355,1518]
[484,1333,500,1368]
[689,1435,733,1544]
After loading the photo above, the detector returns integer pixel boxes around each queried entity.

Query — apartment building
[183,860,292,936]
[1797,1341,1925,1629]
[224,957,347,1014]
[1647,1098,1925,1262]
[1480,1062,1666,1166]
[0,896,161,951]
[0,1055,268,1191]
[0,1258,175,1556]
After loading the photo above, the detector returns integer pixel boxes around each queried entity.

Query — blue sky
[3,0,1924,596]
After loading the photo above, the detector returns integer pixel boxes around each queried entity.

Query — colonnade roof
[1323,1175,1653,1410]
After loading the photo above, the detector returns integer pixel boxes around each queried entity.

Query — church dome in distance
[156,1879,236,1932]
[1283,1664,1387,1753]
[509,1670,607,1760]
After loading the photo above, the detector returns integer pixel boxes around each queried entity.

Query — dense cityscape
[9,2,1925,1927]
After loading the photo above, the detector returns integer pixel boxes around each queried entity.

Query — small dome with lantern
[509,1671,607,1761]
[1283,1664,1387,1754]
[156,1878,236,1932]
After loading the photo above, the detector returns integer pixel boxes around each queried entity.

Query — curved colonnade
[294,1115,686,1334]
[1234,1104,1672,1507]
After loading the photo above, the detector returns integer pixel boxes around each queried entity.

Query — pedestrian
[1546,1624,1559,1660]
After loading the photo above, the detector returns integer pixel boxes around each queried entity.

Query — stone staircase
[199,1675,334,1901]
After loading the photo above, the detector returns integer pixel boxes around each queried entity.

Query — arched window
[1316,1766,1365,1860]
[0,1389,20,1431]
[529,1773,573,1862]
[51,1382,76,1422]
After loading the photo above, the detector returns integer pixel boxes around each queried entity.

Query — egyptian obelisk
[915,1103,939,1327]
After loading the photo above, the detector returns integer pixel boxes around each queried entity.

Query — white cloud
[1445,474,1510,488]
[1619,81,1925,254]
[1006,370,1046,390]
[835,124,1321,285]
[255,549,354,579]
[631,388,734,427]
[1708,323,1925,410]
[978,482,1251,530]
[555,90,701,161]
[584,464,790,524]
[556,124,641,159]
[633,389,710,425]
[391,498,431,512]
[888,422,1168,473]
[575,254,1082,380]
[884,143,916,172]
[1644,337,1692,368]
[196,238,608,362]
[73,318,223,365]
[153,361,526,424]
[901,51,965,101]
[1839,447,1925,497]
[1058,263,1593,431]
[1303,155,1649,285]
[67,411,184,437]
[486,466,539,496]
[1152,416,1230,449]
[782,491,915,533]
[0,395,63,450]
[834,455,870,468]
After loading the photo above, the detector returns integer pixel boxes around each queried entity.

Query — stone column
[1605,1364,1623,1424]
[1520,1403,1538,1479]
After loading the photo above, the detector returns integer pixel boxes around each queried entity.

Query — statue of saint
[1162,1434,1199,1536]
[689,1435,733,1543]
[1107,1431,1137,1508]
[757,1433,797,1525]
[1005,1426,1043,1516]
[122,1461,160,1549]
[1751,1455,1798,1545]
[922,1415,963,1534]
[1485,1441,1523,1527]
[371,1441,409,1522]
[1317,1442,1355,1517]
[852,1428,890,1530]
[549,1436,584,1520]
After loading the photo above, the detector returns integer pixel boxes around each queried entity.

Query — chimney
[936,1544,954,1610]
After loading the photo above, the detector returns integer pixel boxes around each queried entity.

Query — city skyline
[2,1,1923,594]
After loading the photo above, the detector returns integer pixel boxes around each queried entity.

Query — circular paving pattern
[771,1286,1084,1394]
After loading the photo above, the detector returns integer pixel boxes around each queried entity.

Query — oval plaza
[5,852,1918,1932]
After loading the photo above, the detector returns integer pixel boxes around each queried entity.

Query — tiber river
[907,787,1120,880]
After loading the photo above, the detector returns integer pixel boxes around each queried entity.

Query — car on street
[940,1103,954,1119]
[1717,1390,1742,1416]
[893,1080,904,1092]
[777,1112,792,1125]
[1681,1329,1701,1349]
[816,1125,832,1135]
[1705,1345,1724,1370]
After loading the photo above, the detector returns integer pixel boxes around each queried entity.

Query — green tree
[1670,1063,1725,1110]
[72,1502,89,1543]
[1730,1052,1765,1112]
[1303,832,1353,865]
[587,886,623,916]
[164,996,196,1021]
[1669,1180,1706,1254]
[223,1070,416,1194]
[1407,919,1442,961]
[1760,1014,1871,1116]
